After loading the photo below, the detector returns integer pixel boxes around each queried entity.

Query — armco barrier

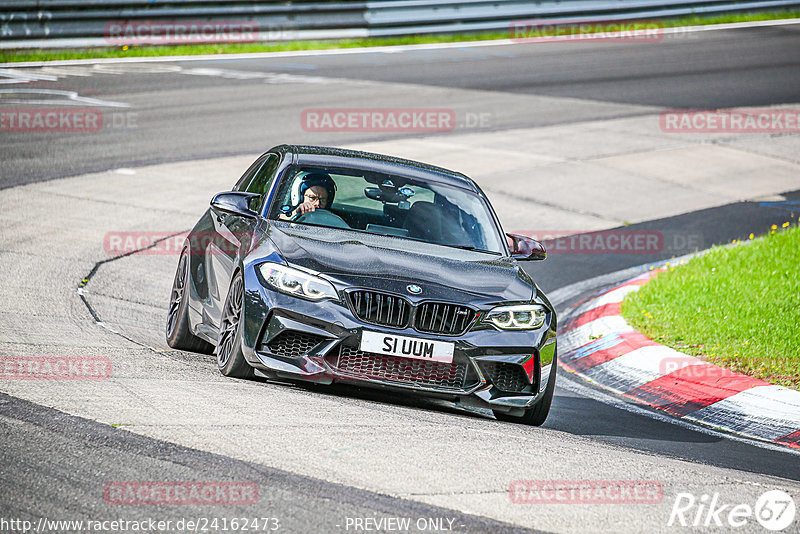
[1,0,800,48]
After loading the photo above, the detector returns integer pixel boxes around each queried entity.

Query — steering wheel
[292,209,351,229]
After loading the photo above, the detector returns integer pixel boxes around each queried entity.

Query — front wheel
[217,273,254,379]
[493,366,556,426]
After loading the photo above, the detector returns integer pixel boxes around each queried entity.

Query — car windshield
[269,166,505,254]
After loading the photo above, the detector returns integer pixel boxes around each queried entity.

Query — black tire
[217,273,254,378]
[493,365,556,426]
[166,248,215,354]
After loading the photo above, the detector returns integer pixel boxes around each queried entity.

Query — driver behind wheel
[285,172,337,219]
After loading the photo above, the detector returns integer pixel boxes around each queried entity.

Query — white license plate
[360,331,454,363]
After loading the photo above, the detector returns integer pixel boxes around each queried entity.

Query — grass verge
[1,10,799,63]
[621,222,800,390]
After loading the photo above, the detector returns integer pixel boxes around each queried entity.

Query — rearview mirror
[364,186,407,203]
[506,233,546,261]
[210,192,260,218]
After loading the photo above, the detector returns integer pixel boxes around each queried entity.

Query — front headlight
[258,263,338,301]
[483,304,547,330]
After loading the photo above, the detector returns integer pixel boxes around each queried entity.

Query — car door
[207,154,280,328]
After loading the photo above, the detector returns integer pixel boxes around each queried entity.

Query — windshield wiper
[447,244,497,254]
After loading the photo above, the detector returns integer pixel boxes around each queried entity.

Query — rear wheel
[493,367,556,426]
[166,248,214,354]
[217,273,254,378]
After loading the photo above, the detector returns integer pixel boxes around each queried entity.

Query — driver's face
[304,185,329,208]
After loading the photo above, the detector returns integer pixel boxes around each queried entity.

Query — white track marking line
[0,88,131,107]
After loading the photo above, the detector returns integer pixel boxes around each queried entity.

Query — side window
[244,155,278,195]
[244,154,280,212]
[234,154,269,191]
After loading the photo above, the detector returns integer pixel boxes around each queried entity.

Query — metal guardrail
[1,0,799,48]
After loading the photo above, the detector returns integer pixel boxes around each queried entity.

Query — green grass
[2,10,799,63]
[621,223,800,390]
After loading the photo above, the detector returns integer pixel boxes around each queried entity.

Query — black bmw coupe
[167,145,557,425]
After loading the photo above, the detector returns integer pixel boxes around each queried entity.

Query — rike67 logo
[669,490,796,531]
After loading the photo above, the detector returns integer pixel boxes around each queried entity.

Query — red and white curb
[560,269,800,449]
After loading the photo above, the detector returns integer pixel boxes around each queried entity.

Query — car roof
[266,144,479,192]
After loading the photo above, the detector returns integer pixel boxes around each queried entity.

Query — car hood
[261,222,535,304]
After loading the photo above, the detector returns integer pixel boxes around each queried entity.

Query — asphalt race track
[3,21,800,188]
[1,22,800,533]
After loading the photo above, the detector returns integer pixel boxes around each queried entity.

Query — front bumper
[240,267,557,415]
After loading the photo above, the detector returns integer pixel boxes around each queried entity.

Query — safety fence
[2,0,799,48]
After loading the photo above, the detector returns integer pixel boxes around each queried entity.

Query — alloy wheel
[217,276,243,369]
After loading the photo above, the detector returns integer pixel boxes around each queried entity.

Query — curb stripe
[559,268,800,449]
[561,316,633,350]
[562,332,656,373]
[568,303,622,330]
[626,364,769,417]
[686,385,800,442]
[775,430,800,449]
[591,277,648,299]
[582,346,692,392]
[561,333,624,361]
[570,269,665,317]
[571,291,628,318]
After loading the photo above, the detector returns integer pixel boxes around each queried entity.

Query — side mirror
[506,233,546,261]
[210,192,260,218]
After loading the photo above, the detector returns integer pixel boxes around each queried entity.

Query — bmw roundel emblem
[407,284,422,294]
